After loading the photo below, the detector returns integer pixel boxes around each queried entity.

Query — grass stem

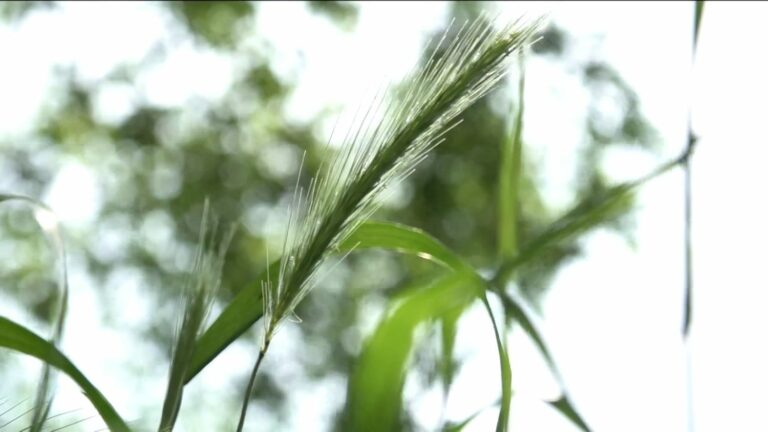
[236,340,270,432]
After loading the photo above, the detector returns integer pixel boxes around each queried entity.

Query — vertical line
[684,3,704,432]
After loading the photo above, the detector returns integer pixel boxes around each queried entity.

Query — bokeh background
[1,1,767,431]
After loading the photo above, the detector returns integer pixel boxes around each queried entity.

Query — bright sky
[1,1,767,431]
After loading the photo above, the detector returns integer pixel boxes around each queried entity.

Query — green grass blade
[494,183,634,285]
[442,408,484,432]
[549,397,590,432]
[341,221,475,411]
[184,262,278,384]
[439,307,463,405]
[342,221,513,431]
[495,291,590,431]
[498,51,526,261]
[0,194,69,432]
[495,152,687,287]
[0,316,130,432]
[694,1,704,49]
[479,294,512,432]
[189,219,590,431]
[339,221,468,272]
[345,271,479,432]
[683,0,704,338]
[188,220,469,383]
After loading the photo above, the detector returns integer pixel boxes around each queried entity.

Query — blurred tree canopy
[0,1,655,430]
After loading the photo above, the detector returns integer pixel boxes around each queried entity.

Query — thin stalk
[685,3,704,432]
[236,340,270,432]
[0,196,69,432]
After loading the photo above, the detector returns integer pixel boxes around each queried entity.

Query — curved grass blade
[496,291,589,431]
[0,316,130,432]
[494,183,634,286]
[190,218,590,430]
[479,293,512,432]
[491,156,697,429]
[0,194,69,432]
[190,219,590,431]
[345,271,479,432]
[342,222,507,431]
[442,408,484,432]
[494,148,691,287]
[549,397,590,432]
[187,220,470,383]
[439,306,463,407]
[339,221,468,272]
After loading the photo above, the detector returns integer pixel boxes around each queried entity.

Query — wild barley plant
[158,202,235,432]
[0,6,707,430]
[0,18,542,432]
[236,17,542,431]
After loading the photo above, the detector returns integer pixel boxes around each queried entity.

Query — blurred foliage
[0,1,55,22]
[307,0,358,30]
[0,1,656,430]
[168,1,256,48]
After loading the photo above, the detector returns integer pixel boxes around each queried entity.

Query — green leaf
[494,183,634,286]
[549,397,591,432]
[498,51,526,261]
[494,150,687,287]
[190,219,590,431]
[185,261,278,383]
[345,272,480,432]
[339,221,469,272]
[0,316,130,432]
[0,194,69,432]
[479,294,512,432]
[188,220,470,383]
[442,409,484,432]
[694,1,705,49]
[496,291,590,431]
[439,306,463,401]
[490,157,689,430]
[342,222,515,431]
